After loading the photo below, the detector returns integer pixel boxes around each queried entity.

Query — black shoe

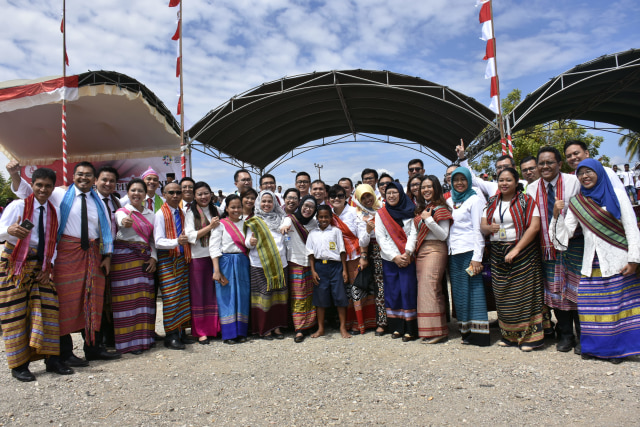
[181,335,197,345]
[391,332,402,339]
[348,330,361,336]
[556,336,576,352]
[294,334,305,343]
[85,348,122,361]
[153,332,165,341]
[236,336,247,343]
[223,339,237,345]
[11,368,36,382]
[608,357,625,365]
[374,330,386,337]
[273,332,285,340]
[46,360,74,375]
[164,338,186,350]
[198,338,210,345]
[131,350,143,355]
[261,334,274,341]
[574,340,581,355]
[402,335,416,342]
[63,354,89,367]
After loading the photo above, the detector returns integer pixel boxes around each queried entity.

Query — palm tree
[618,129,640,160]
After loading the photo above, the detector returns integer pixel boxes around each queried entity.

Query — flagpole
[61,0,68,186]
[489,0,505,143]
[178,1,186,179]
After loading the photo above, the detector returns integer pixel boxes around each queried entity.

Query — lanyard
[498,198,509,225]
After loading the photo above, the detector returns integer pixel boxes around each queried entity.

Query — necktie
[103,197,115,235]
[174,208,184,254]
[147,198,153,211]
[37,206,45,263]
[80,193,89,250]
[547,183,555,224]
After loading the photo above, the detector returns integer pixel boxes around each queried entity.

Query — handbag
[352,263,374,292]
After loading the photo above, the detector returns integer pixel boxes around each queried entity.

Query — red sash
[378,206,407,254]
[413,204,452,253]
[118,208,154,245]
[288,214,310,244]
[331,214,360,256]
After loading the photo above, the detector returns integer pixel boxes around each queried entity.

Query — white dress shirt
[550,188,640,277]
[446,194,485,262]
[115,203,157,260]
[305,225,345,262]
[281,217,318,266]
[0,199,59,262]
[209,218,246,258]
[245,219,288,268]
[185,208,218,259]
[526,173,581,219]
[154,205,183,250]
[374,215,418,262]
[483,202,540,242]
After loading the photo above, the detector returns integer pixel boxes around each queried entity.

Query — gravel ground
[1,306,639,426]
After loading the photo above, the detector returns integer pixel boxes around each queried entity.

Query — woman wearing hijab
[280,195,318,342]
[374,181,418,341]
[354,183,387,336]
[185,182,220,344]
[481,168,544,351]
[551,158,640,363]
[244,190,288,339]
[413,175,452,344]
[447,167,489,346]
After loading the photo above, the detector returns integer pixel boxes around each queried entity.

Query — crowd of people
[0,138,639,383]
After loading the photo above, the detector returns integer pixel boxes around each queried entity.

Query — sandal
[294,334,305,343]
[391,332,402,339]
[402,334,415,342]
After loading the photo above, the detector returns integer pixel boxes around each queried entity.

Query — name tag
[329,241,336,251]
[498,227,507,240]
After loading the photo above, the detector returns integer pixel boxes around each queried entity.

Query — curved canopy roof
[0,70,181,165]
[187,70,498,170]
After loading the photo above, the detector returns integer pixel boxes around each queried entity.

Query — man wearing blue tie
[527,147,582,354]
[154,181,193,350]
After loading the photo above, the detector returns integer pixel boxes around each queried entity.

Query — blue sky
[1,0,639,193]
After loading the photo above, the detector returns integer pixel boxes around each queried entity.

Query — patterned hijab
[577,158,621,220]
[254,190,285,230]
[450,167,477,204]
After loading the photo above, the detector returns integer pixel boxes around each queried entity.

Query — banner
[20,154,188,196]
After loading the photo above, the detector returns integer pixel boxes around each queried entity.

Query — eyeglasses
[378,181,391,187]
[296,180,310,185]
[362,176,376,182]
[329,194,346,199]
[410,182,421,188]
[538,161,557,167]
[577,168,596,178]
[285,196,299,201]
[75,172,94,178]
[262,181,275,186]
[408,167,422,172]
[237,178,252,183]
[521,167,537,173]
[166,190,182,195]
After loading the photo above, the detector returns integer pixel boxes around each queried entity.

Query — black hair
[126,177,147,193]
[338,177,353,188]
[31,167,57,185]
[190,181,218,218]
[240,188,258,200]
[221,194,241,219]
[406,174,424,197]
[180,177,195,185]
[295,171,311,181]
[563,139,588,153]
[311,179,326,188]
[74,161,97,177]
[283,188,300,200]
[233,169,251,182]
[496,154,516,167]
[378,172,393,182]
[259,173,276,186]
[415,175,448,215]
[97,165,120,181]
[361,168,378,181]
[498,168,524,193]
[519,155,536,167]
[408,159,424,169]
[317,205,333,216]
[537,146,562,163]
[328,184,346,198]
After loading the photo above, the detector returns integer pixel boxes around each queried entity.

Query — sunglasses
[408,167,422,172]
[166,190,183,195]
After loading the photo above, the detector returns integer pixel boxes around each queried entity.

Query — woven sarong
[345,259,377,334]
[216,253,250,340]
[111,241,155,353]
[157,250,191,333]
[490,241,545,346]
[542,235,583,311]
[415,240,449,338]
[288,262,316,332]
[54,235,106,339]
[579,256,640,359]
[382,259,418,337]
[250,266,288,336]
[370,240,387,327]
[449,251,490,346]
[0,245,59,368]
[189,257,220,338]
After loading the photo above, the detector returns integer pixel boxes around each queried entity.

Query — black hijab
[294,195,317,225]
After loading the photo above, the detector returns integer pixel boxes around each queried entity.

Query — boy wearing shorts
[306,205,350,338]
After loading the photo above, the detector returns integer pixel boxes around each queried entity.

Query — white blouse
[482,201,540,242]
[335,205,370,261]
[374,214,418,262]
[417,216,450,242]
[244,219,288,269]
[550,188,640,278]
[185,208,219,259]
[281,216,318,267]
[115,203,157,260]
[447,194,485,262]
[208,218,246,259]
